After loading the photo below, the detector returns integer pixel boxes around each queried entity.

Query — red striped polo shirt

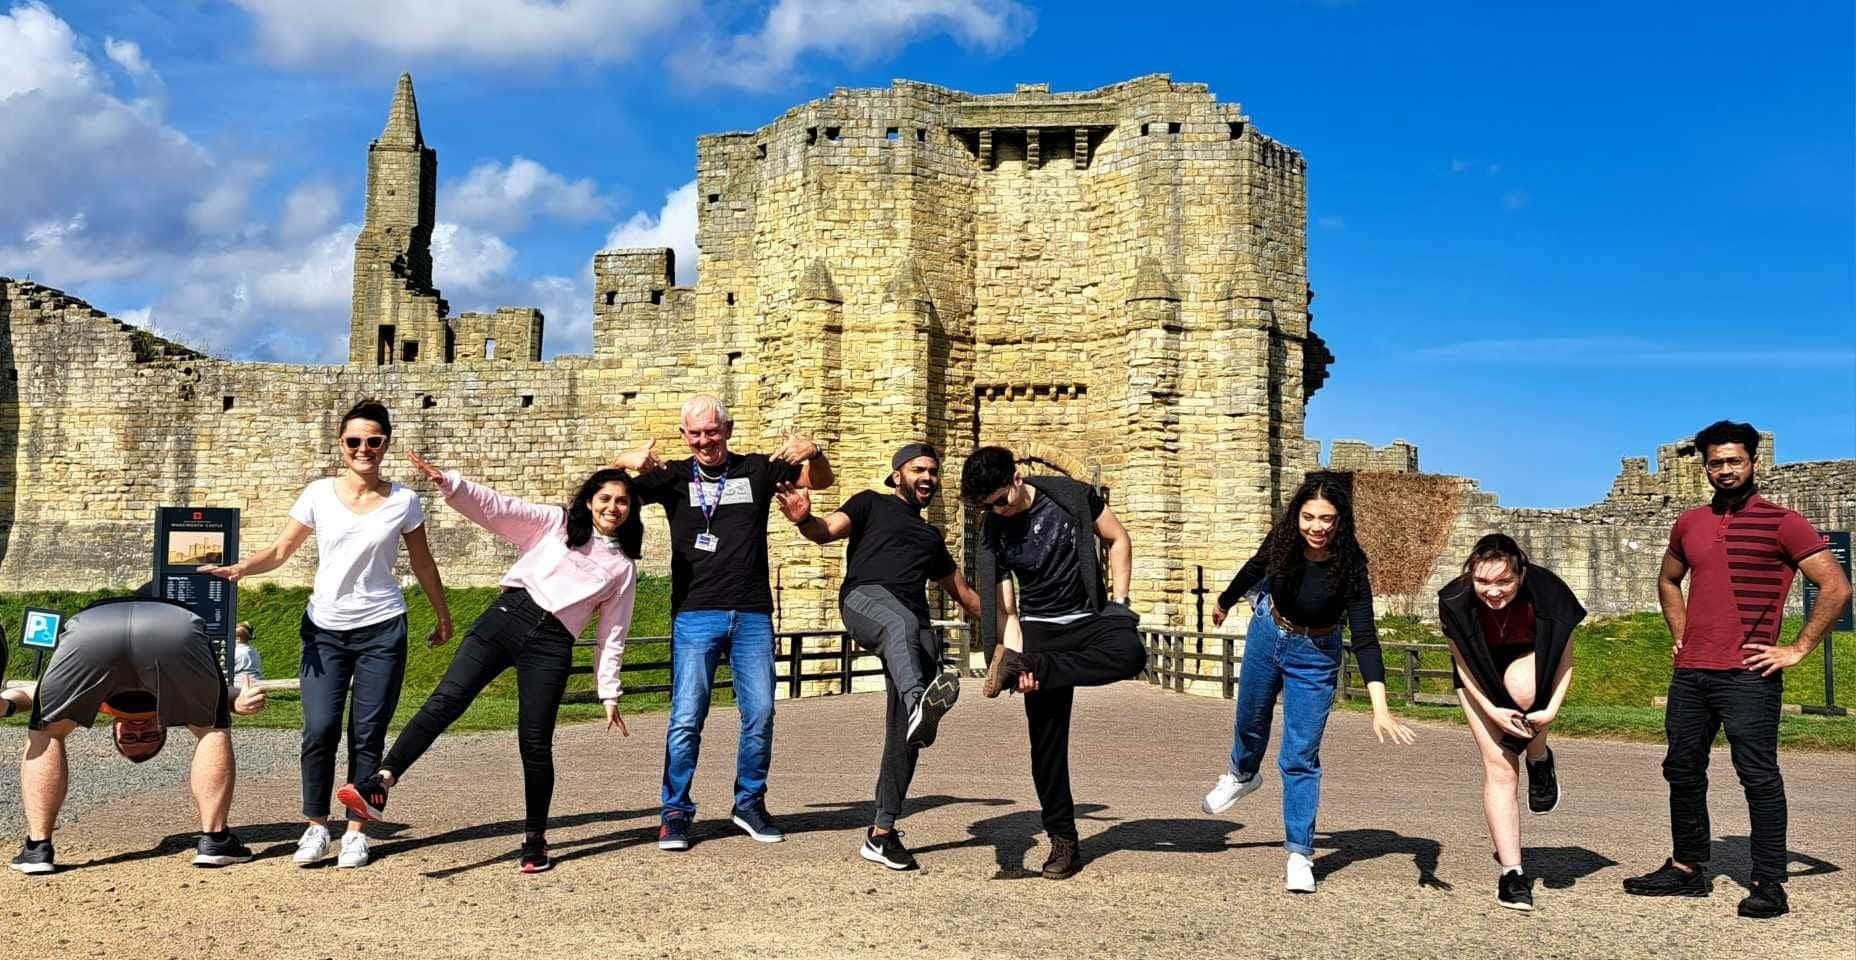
[1668,494,1829,670]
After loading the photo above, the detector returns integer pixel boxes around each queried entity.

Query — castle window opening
[915,128,926,142]
[824,126,841,141]
[805,127,818,145]
[401,341,419,363]
[886,127,900,141]
[726,351,743,366]
[484,338,496,360]
[604,291,616,306]
[520,394,534,408]
[378,325,396,365]
[650,289,664,305]
[222,396,235,412]
[620,391,637,402]
[1168,122,1181,134]
[419,394,436,409]
[725,292,736,306]
[1140,123,1149,136]
[707,193,720,204]
[1228,121,1246,139]
[756,143,767,159]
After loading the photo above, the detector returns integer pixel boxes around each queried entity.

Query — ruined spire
[882,258,932,306]
[1126,257,1180,302]
[380,73,424,147]
[798,259,842,304]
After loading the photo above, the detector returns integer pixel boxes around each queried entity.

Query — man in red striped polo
[1623,420,1851,918]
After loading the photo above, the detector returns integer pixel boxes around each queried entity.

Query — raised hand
[1212,603,1229,627]
[406,449,444,484]
[605,701,630,736]
[198,562,244,582]
[232,673,268,715]
[772,430,818,464]
[609,438,662,473]
[774,482,812,524]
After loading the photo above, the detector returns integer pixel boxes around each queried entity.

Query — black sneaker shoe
[906,672,961,748]
[1041,836,1081,880]
[336,774,390,823]
[859,828,918,871]
[1526,747,1561,815]
[1623,859,1710,897]
[730,801,785,843]
[519,835,553,874]
[8,839,53,875]
[192,831,254,867]
[657,813,691,852]
[1737,879,1789,919]
[1497,870,1536,911]
[983,647,1027,699]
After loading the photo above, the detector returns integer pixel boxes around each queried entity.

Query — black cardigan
[975,475,1106,656]
[1438,564,1586,739]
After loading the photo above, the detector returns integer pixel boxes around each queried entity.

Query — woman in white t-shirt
[201,400,454,869]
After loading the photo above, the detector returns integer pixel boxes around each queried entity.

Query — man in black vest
[961,445,1146,879]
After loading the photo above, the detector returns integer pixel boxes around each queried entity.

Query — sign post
[22,606,64,679]
[153,507,241,678]
[1800,531,1852,717]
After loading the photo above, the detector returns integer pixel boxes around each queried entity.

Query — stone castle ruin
[0,73,1846,626]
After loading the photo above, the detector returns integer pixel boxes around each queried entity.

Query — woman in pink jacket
[337,452,639,874]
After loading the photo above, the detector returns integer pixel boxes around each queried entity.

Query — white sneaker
[1201,771,1263,814]
[292,824,332,866]
[1285,852,1316,893]
[337,831,370,869]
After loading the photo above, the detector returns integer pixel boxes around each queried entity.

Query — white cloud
[0,3,97,99]
[229,0,685,66]
[683,0,1036,90]
[278,181,344,241]
[103,37,152,78]
[604,181,698,285]
[432,221,518,291]
[440,157,616,233]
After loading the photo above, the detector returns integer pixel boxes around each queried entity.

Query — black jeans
[299,613,408,819]
[841,586,942,830]
[1021,608,1146,841]
[1663,667,1788,883]
[384,589,575,835]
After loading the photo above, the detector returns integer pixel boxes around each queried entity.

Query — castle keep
[0,75,1329,627]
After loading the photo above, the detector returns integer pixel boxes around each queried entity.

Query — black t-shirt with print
[839,489,957,624]
[984,487,1105,620]
[633,453,802,613]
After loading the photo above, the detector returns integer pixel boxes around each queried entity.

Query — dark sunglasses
[115,728,164,745]
[981,490,1012,511]
[343,435,388,451]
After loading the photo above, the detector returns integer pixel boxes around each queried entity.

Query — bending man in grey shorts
[777,442,982,871]
[3,596,269,875]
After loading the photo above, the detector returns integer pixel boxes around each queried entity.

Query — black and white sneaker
[1497,870,1536,911]
[859,828,918,871]
[730,801,785,843]
[1526,747,1561,815]
[905,673,961,748]
[9,839,54,875]
[192,831,254,867]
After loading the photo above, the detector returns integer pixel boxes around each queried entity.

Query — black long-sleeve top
[1219,550,1385,684]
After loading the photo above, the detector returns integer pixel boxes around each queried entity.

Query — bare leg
[21,721,75,840]
[189,725,235,833]
[1460,692,1523,868]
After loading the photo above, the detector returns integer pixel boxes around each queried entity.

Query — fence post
[839,633,854,695]
[786,633,803,700]
[1191,565,1207,645]
[774,566,783,633]
[1404,647,1420,706]
[1222,631,1235,700]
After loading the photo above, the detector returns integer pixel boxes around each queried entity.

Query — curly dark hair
[960,445,1018,503]
[565,468,644,558]
[1694,420,1759,459]
[1261,472,1365,598]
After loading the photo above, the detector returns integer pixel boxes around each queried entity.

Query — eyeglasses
[1705,457,1748,472]
[981,491,1012,511]
[343,436,388,451]
[116,729,163,745]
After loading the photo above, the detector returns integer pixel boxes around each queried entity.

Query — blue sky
[4,0,1851,507]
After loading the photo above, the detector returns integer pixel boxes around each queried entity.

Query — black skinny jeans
[1663,667,1788,883]
[383,589,575,835]
[299,613,408,819]
[840,586,942,830]
[1020,608,1147,841]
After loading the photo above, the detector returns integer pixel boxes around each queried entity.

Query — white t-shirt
[289,478,426,630]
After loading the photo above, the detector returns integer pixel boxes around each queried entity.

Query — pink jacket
[437,471,636,704]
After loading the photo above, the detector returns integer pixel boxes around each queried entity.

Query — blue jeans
[661,610,775,820]
[1228,593,1344,856]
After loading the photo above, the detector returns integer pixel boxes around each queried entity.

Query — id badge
[694,532,720,553]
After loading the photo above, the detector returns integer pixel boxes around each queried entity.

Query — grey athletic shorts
[29,598,229,731]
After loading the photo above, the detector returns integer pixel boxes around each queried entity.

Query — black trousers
[384,589,575,835]
[1663,667,1788,883]
[299,613,408,819]
[1021,608,1146,841]
[840,586,941,830]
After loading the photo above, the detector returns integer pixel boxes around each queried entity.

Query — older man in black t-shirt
[777,442,981,871]
[961,445,1147,880]
[611,395,833,852]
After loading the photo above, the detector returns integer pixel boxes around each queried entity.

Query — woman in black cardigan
[1438,533,1586,912]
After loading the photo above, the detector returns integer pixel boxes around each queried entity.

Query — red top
[1668,494,1828,670]
[1475,597,1536,650]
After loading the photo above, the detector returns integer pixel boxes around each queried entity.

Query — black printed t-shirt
[839,490,957,624]
[633,453,801,614]
[984,487,1105,621]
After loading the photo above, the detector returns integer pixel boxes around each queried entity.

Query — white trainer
[1201,771,1263,814]
[1285,852,1316,893]
[337,831,370,869]
[292,824,332,866]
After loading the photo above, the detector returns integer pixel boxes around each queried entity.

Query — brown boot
[983,646,1027,699]
[1041,836,1080,880]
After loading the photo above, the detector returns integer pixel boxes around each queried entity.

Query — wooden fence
[1139,627,1458,705]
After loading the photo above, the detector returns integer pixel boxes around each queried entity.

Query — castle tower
[350,73,449,365]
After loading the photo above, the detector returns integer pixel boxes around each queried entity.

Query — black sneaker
[906,673,961,748]
[1737,879,1789,919]
[8,839,53,875]
[192,831,254,867]
[336,774,390,823]
[859,828,918,871]
[1623,859,1710,897]
[1497,870,1535,911]
[983,647,1027,699]
[730,801,785,843]
[1526,747,1561,815]
[1041,836,1081,880]
[519,835,553,874]
[657,813,691,852]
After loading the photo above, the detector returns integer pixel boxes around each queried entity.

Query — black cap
[884,442,940,486]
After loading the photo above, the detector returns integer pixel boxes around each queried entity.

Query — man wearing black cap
[5,596,270,875]
[776,442,982,871]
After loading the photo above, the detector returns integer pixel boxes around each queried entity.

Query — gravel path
[4,681,1851,959]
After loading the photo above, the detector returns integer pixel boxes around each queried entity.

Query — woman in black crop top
[1199,473,1415,894]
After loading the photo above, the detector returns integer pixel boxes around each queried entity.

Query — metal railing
[1138,627,1457,705]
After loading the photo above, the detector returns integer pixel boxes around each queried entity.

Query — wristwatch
[1110,596,1132,609]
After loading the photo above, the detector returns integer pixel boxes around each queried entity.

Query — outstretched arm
[772,431,835,490]
[937,568,983,620]
[408,450,557,550]
[775,484,851,544]
[200,519,311,582]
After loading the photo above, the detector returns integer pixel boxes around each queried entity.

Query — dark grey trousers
[841,585,942,830]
